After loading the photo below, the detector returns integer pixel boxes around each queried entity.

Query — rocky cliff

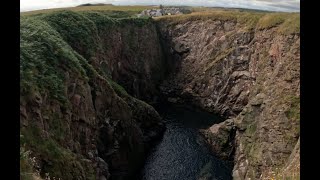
[155,11,300,179]
[20,9,300,180]
[20,11,166,180]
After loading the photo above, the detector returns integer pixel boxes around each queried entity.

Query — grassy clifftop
[21,11,152,104]
[20,10,161,179]
[21,4,155,17]
[154,9,299,179]
[20,12,95,179]
[155,10,299,34]
[20,8,300,179]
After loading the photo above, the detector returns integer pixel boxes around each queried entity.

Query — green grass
[256,13,288,29]
[20,15,87,104]
[257,13,300,34]
[278,13,300,35]
[243,121,258,156]
[20,9,159,180]
[107,77,129,97]
[21,10,148,105]
[22,5,299,34]
[47,112,68,142]
[205,47,235,72]
[21,126,96,180]
[21,10,144,179]
[155,10,299,33]
[246,122,257,136]
[155,10,265,30]
[269,165,300,180]
[284,96,300,122]
[20,8,300,179]
[21,5,155,16]
[20,144,35,180]
[38,11,100,60]
[284,95,300,140]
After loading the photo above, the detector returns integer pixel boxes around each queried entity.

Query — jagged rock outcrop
[200,119,236,162]
[157,18,255,117]
[156,11,300,179]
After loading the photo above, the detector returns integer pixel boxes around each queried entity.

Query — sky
[20,0,300,12]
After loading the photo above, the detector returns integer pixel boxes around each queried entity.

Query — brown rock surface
[156,12,300,179]
[20,12,166,180]
[21,10,300,180]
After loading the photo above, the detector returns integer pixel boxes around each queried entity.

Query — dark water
[139,104,232,180]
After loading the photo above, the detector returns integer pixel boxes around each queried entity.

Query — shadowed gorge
[20,9,299,180]
[138,103,232,180]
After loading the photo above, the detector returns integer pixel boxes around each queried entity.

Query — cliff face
[20,9,300,180]
[155,11,300,179]
[39,11,168,103]
[20,11,165,180]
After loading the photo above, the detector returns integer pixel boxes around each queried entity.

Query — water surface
[139,104,232,180]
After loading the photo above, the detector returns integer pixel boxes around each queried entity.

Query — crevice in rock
[20,11,300,180]
[88,81,97,111]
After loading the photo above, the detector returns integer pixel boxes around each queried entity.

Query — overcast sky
[20,0,300,12]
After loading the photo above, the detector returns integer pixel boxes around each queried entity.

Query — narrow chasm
[20,10,300,180]
[137,103,233,180]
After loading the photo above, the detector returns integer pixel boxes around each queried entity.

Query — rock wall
[157,18,254,117]
[20,10,300,180]
[40,11,168,104]
[20,11,166,180]
[155,12,300,179]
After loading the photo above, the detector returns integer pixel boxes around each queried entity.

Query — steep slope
[20,11,166,180]
[38,11,168,103]
[20,9,300,180]
[155,11,300,179]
